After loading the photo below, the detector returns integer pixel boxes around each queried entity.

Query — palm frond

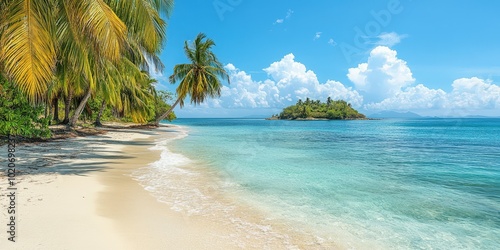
[0,0,57,101]
[68,0,127,62]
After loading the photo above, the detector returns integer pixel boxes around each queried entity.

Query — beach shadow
[1,130,154,177]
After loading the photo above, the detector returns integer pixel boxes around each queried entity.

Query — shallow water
[134,118,500,249]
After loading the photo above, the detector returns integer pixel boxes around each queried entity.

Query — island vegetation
[270,97,366,120]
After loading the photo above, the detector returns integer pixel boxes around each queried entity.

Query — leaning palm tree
[154,33,230,125]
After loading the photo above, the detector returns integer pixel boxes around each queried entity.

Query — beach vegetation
[0,0,175,133]
[0,76,51,138]
[152,90,177,123]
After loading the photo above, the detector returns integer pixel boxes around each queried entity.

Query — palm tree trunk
[94,100,106,127]
[53,97,59,122]
[44,99,50,119]
[154,98,181,126]
[62,89,73,124]
[68,88,92,127]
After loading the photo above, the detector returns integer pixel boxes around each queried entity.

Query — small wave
[130,125,316,249]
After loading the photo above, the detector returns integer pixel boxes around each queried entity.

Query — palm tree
[1,0,173,127]
[66,0,173,127]
[154,33,230,125]
[0,0,129,102]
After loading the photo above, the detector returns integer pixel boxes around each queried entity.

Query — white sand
[0,128,151,249]
[0,127,242,249]
[0,126,337,250]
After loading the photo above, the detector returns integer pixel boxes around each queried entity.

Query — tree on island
[274,98,366,120]
[154,33,230,125]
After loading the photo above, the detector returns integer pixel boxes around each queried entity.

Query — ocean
[133,118,500,249]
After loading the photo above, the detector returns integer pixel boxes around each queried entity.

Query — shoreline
[138,125,345,249]
[1,125,319,249]
[0,119,497,249]
[1,123,351,249]
[0,127,148,249]
[0,125,241,249]
[95,126,244,249]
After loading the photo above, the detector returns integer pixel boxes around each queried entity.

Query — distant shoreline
[265,117,379,121]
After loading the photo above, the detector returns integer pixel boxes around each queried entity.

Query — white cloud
[219,70,279,108]
[176,46,500,117]
[448,77,500,109]
[365,84,447,110]
[365,77,500,116]
[347,46,415,103]
[204,54,362,109]
[225,63,237,71]
[274,19,284,24]
[286,9,294,19]
[314,32,322,40]
[376,32,406,47]
[264,54,317,85]
[350,47,500,116]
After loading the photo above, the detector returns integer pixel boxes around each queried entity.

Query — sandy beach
[0,126,236,249]
[0,126,328,250]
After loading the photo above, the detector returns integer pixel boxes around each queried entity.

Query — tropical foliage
[275,98,366,120]
[0,0,176,134]
[0,76,51,138]
[155,33,230,125]
[152,90,177,122]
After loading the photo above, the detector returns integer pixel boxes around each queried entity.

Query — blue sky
[154,0,500,117]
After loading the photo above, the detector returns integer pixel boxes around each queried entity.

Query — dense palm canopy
[155,33,229,125]
[0,0,175,130]
[1,0,126,100]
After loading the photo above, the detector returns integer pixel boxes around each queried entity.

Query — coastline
[133,125,344,249]
[0,127,149,249]
[0,125,327,249]
[265,116,377,121]
[3,119,497,249]
[0,126,240,249]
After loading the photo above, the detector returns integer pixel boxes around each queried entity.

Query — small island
[268,97,367,120]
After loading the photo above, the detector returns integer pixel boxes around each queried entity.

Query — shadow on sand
[1,128,161,177]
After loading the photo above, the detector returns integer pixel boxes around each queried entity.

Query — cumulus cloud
[348,47,500,116]
[263,54,363,106]
[179,46,500,117]
[225,63,237,71]
[365,84,447,110]
[219,66,280,108]
[365,77,500,115]
[205,54,363,109]
[448,77,500,109]
[347,46,415,102]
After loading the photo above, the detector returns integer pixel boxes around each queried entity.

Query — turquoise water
[148,118,500,249]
